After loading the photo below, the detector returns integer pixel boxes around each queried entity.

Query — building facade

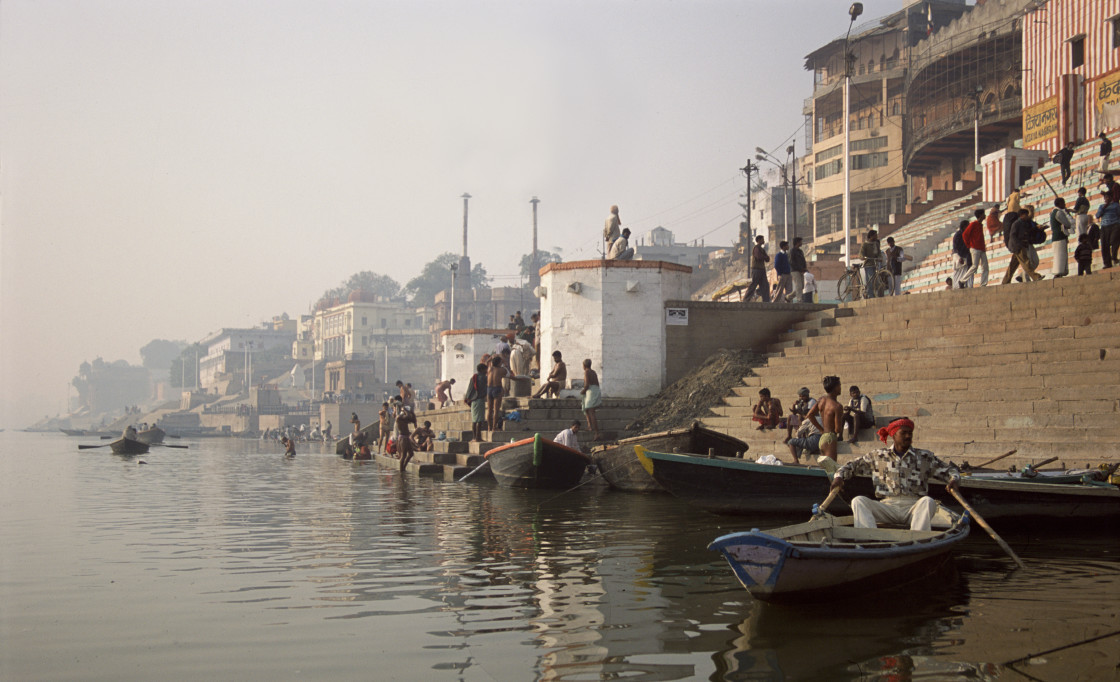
[1022,0,1120,153]
[198,326,296,391]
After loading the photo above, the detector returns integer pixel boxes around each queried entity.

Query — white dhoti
[851,495,939,531]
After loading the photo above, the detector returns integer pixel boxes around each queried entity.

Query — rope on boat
[533,457,633,509]
[1003,628,1120,667]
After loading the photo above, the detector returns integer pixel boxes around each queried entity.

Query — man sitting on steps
[842,385,874,444]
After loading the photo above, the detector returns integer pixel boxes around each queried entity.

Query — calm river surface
[2,431,1118,681]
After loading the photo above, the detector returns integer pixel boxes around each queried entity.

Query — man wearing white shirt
[554,421,581,450]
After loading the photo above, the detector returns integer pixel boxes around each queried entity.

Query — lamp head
[849,2,863,20]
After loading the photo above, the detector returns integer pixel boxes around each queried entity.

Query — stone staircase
[701,271,1120,469]
[345,397,651,479]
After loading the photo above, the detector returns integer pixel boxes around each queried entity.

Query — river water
[2,431,1117,681]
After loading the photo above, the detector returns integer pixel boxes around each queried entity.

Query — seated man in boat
[123,424,138,440]
[829,418,960,532]
[751,388,783,430]
[554,420,581,451]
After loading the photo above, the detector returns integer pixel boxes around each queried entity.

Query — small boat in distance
[136,426,165,445]
[109,437,150,455]
[485,434,591,489]
[591,422,749,493]
[709,512,969,603]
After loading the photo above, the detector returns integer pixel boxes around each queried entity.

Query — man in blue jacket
[772,241,792,302]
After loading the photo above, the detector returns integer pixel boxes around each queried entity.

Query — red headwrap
[877,417,915,443]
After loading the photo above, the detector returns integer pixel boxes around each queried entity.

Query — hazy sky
[1,0,905,427]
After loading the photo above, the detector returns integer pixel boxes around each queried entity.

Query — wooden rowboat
[485,434,591,489]
[708,513,969,603]
[109,437,150,455]
[637,446,1120,524]
[136,426,165,445]
[590,422,749,493]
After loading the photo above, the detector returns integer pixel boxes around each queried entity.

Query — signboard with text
[1023,96,1058,148]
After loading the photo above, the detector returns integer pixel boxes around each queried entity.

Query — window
[815,159,842,180]
[381,319,387,328]
[1113,17,1120,49]
[815,144,842,163]
[361,317,367,326]
[1071,35,1085,68]
[405,318,412,327]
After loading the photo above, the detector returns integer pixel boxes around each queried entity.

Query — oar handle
[950,487,1025,569]
[814,486,841,516]
[973,449,1017,470]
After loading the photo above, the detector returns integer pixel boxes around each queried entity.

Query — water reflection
[2,433,1118,682]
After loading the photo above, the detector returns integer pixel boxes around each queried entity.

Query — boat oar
[950,488,1025,569]
[152,443,189,449]
[78,443,110,450]
[812,487,842,519]
[458,459,491,482]
[972,449,1017,470]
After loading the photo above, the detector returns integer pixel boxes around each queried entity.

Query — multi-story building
[198,326,295,391]
[312,293,435,396]
[633,227,728,269]
[1021,0,1120,153]
[803,1,968,256]
[904,0,1033,195]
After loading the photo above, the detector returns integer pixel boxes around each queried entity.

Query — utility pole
[843,2,863,267]
[788,144,799,244]
[738,160,760,261]
[529,196,540,290]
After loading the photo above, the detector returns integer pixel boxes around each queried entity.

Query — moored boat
[109,437,150,455]
[637,446,1120,524]
[708,512,969,603]
[590,422,749,492]
[485,434,591,489]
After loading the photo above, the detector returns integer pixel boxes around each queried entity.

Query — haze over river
[2,431,1117,681]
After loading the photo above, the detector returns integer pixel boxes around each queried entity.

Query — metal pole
[974,106,980,167]
[449,265,457,331]
[530,196,540,288]
[782,166,790,244]
[843,73,851,268]
[461,193,471,257]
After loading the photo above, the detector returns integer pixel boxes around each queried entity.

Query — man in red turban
[829,418,960,531]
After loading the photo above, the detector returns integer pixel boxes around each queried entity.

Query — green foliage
[518,250,562,278]
[315,271,401,309]
[403,253,490,307]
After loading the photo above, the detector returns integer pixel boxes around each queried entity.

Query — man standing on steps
[773,241,792,302]
[789,237,808,302]
[806,375,843,463]
[464,363,488,442]
[829,418,960,531]
[951,220,973,288]
[486,357,508,435]
[961,209,989,287]
[1001,208,1044,283]
[743,235,771,302]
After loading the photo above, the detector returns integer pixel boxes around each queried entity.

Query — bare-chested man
[486,357,508,434]
[806,375,843,462]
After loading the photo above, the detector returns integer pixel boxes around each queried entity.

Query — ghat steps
[701,270,1120,469]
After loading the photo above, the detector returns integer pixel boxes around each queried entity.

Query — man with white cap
[828,418,960,531]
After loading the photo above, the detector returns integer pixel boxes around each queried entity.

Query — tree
[403,253,489,307]
[518,250,562,279]
[315,271,401,309]
[140,339,186,373]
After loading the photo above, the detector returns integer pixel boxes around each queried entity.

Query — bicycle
[837,258,892,302]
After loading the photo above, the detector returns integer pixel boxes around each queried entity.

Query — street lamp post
[449,264,458,331]
[739,161,760,259]
[972,85,984,167]
[843,2,863,267]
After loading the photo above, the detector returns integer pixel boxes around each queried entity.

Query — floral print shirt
[834,446,960,498]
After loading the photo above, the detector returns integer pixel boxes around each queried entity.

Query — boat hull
[709,515,969,603]
[136,427,165,445]
[486,435,591,489]
[639,449,874,515]
[640,448,1120,523]
[109,437,150,455]
[591,424,749,493]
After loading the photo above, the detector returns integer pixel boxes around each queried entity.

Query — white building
[633,226,726,269]
[538,259,692,398]
[198,326,295,390]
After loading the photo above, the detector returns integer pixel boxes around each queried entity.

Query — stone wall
[663,300,833,385]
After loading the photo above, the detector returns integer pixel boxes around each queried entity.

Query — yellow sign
[1023,97,1058,147]
[1096,69,1120,112]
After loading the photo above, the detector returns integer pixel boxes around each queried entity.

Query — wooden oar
[950,488,1025,569]
[812,487,842,519]
[458,459,491,482]
[972,449,1017,470]
[78,443,110,450]
[151,443,189,449]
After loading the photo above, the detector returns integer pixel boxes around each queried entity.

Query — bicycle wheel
[837,271,857,302]
[872,270,893,298]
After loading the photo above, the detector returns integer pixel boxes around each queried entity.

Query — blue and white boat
[708,512,969,603]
